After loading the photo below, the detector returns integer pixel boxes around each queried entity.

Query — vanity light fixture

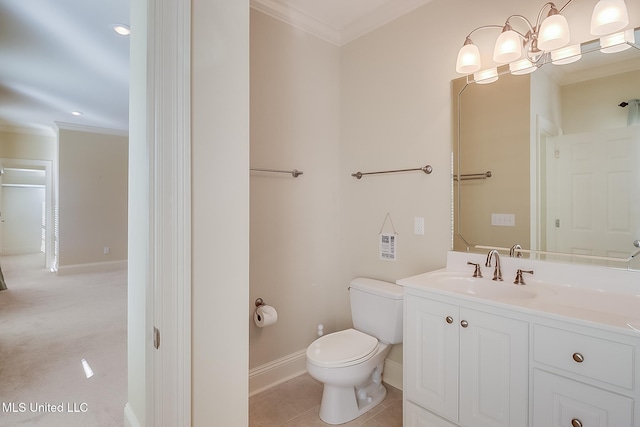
[600,28,635,53]
[551,44,582,64]
[473,67,499,84]
[455,0,630,77]
[509,58,538,75]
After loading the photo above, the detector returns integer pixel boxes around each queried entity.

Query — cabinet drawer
[533,369,633,427]
[533,325,634,390]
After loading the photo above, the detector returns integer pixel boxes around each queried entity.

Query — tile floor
[249,374,402,427]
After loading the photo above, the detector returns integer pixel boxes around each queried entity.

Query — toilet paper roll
[254,305,278,327]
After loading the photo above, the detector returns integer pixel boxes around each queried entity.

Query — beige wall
[57,126,128,268]
[192,0,250,425]
[561,70,640,134]
[250,11,344,367]
[0,129,55,160]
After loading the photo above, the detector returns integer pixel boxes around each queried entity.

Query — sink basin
[422,272,552,300]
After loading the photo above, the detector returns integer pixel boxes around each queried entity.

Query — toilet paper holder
[255,298,266,307]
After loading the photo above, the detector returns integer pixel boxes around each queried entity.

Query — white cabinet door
[405,296,460,423]
[459,308,529,427]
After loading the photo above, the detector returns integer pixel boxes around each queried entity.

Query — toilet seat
[307,328,379,368]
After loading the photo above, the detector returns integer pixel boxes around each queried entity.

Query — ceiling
[0,0,432,134]
[0,0,130,134]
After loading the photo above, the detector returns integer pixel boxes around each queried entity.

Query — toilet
[306,278,403,425]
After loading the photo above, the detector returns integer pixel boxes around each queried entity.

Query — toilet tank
[349,278,404,344]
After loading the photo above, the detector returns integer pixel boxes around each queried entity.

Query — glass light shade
[473,68,499,84]
[551,44,582,65]
[538,14,570,51]
[600,29,635,53]
[509,58,537,75]
[456,42,481,74]
[493,29,522,63]
[591,0,629,36]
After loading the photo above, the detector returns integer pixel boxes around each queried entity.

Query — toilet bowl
[306,328,391,424]
[305,278,403,425]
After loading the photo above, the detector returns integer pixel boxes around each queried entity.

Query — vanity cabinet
[405,293,529,427]
[531,323,637,427]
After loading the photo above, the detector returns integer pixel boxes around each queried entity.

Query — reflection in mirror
[453,29,640,269]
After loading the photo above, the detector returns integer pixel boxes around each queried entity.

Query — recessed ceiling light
[112,24,131,36]
[71,111,83,116]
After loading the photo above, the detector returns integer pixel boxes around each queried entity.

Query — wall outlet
[414,217,425,235]
[103,246,110,255]
[491,213,515,227]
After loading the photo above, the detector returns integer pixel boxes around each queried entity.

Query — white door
[547,126,640,259]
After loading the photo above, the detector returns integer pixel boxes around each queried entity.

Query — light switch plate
[491,213,515,227]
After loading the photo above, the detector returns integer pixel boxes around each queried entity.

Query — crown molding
[250,0,433,46]
[340,0,433,45]
[250,0,341,45]
[54,121,128,137]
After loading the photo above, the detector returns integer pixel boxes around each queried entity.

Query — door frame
[147,0,192,425]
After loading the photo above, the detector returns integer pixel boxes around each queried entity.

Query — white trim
[247,350,404,396]
[124,403,142,427]
[0,158,55,271]
[56,260,127,275]
[54,121,128,137]
[250,0,433,46]
[382,358,403,391]
[149,0,192,425]
[249,349,308,396]
[250,0,341,45]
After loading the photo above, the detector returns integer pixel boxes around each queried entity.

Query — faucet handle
[514,269,534,285]
[467,262,482,278]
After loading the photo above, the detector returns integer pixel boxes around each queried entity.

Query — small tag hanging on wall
[379,213,398,262]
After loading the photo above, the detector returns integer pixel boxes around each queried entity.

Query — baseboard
[249,349,307,396]
[56,259,128,275]
[124,403,142,427]
[383,358,403,391]
[248,348,403,396]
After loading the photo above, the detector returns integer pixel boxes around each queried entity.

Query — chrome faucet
[485,250,503,281]
[510,244,523,258]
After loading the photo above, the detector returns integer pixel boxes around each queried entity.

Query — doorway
[0,158,54,269]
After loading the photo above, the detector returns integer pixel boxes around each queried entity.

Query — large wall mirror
[453,28,640,269]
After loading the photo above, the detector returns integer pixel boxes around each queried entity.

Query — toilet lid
[307,329,379,368]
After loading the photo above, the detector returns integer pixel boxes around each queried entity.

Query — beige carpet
[0,254,127,426]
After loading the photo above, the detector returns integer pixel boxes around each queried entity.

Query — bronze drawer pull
[571,419,582,427]
[572,353,584,363]
[446,316,453,324]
